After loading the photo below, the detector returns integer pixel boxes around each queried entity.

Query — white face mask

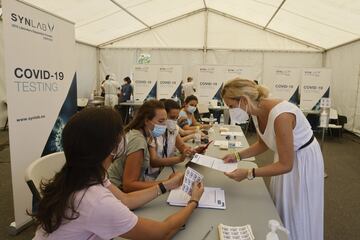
[166,119,177,131]
[186,106,197,114]
[229,102,249,124]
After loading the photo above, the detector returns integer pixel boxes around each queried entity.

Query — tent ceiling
[18,0,360,50]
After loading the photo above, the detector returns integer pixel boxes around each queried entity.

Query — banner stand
[3,0,77,233]
[8,220,34,236]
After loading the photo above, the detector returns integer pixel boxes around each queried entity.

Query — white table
[121,125,287,240]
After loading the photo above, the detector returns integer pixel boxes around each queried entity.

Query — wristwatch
[247,168,254,180]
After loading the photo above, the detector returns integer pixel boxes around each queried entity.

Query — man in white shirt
[102,73,120,107]
[182,77,196,98]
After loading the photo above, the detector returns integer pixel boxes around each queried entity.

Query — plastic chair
[25,152,66,202]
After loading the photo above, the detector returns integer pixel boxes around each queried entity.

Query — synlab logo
[10,13,55,32]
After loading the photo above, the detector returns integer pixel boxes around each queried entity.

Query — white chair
[25,152,66,202]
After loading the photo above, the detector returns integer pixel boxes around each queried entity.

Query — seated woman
[108,100,179,192]
[33,107,204,240]
[177,116,207,142]
[179,95,210,131]
[149,99,200,175]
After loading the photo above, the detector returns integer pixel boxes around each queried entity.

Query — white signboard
[300,68,331,111]
[269,67,300,104]
[195,65,223,104]
[3,0,77,230]
[223,66,261,84]
[133,65,158,102]
[195,65,260,104]
[157,65,183,99]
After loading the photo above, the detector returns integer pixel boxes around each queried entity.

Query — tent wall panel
[325,41,360,134]
[76,43,98,98]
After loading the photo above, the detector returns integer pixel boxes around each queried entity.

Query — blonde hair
[221,78,269,102]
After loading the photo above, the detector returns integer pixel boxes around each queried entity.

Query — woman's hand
[224,168,248,182]
[222,153,237,163]
[190,181,204,201]
[194,145,207,154]
[200,132,208,139]
[178,153,187,163]
[163,172,184,190]
[183,147,195,156]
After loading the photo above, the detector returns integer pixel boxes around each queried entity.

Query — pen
[171,166,175,173]
[201,226,213,240]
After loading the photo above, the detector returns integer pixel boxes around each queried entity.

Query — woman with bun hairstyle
[221,78,324,240]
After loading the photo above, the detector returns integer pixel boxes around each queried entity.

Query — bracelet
[234,152,241,161]
[188,199,199,208]
[158,182,167,194]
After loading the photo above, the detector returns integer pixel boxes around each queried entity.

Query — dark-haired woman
[108,100,180,192]
[179,95,210,131]
[33,107,204,240]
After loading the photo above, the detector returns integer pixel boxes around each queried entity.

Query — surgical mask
[151,124,167,137]
[187,106,197,114]
[166,119,177,131]
[229,103,249,124]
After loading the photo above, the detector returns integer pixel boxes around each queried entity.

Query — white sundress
[252,101,324,240]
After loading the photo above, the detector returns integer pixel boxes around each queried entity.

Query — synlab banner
[269,67,300,104]
[300,68,331,110]
[133,65,158,102]
[223,65,261,84]
[3,0,77,230]
[157,65,183,99]
[195,65,260,104]
[196,65,223,104]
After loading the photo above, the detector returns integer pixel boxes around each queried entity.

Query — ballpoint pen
[201,226,213,240]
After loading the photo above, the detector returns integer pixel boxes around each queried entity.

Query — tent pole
[109,0,150,29]
[204,9,209,54]
[326,38,360,52]
[264,0,286,29]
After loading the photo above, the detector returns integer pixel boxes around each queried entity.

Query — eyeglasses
[110,136,126,160]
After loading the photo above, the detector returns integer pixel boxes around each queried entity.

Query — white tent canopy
[11,0,360,51]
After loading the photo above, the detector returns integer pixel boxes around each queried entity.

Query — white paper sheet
[181,167,204,195]
[220,131,244,137]
[214,140,243,148]
[191,154,238,172]
[167,187,226,209]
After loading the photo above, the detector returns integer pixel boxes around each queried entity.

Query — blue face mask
[187,105,197,114]
[151,124,167,137]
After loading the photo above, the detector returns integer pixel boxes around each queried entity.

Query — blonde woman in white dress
[222,78,324,240]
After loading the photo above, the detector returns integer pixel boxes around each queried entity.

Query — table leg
[321,127,328,178]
